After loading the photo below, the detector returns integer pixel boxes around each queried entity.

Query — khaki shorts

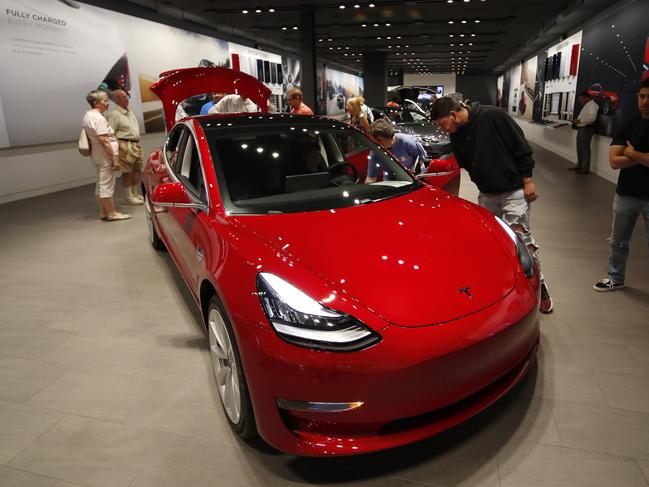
[117,140,144,173]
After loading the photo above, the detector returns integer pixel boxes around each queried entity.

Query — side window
[165,126,187,173]
[178,134,207,202]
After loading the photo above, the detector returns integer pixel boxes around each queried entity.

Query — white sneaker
[124,195,144,205]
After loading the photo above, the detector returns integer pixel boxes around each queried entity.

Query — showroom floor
[0,142,648,487]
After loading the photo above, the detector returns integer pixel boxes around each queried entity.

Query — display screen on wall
[576,0,649,137]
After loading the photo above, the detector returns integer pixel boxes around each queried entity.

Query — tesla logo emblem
[458,286,473,299]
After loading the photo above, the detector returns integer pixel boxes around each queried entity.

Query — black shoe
[539,282,553,314]
[593,278,625,292]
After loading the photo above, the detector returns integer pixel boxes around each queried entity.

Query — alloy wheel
[208,308,242,424]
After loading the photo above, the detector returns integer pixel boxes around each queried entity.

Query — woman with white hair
[82,89,130,221]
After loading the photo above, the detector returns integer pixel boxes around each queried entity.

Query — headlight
[495,217,535,278]
[256,273,381,352]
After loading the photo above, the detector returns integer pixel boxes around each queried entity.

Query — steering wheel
[328,162,359,186]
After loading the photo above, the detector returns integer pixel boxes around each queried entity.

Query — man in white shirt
[572,91,599,174]
[208,94,258,114]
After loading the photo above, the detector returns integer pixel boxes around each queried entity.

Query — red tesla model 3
[142,67,540,456]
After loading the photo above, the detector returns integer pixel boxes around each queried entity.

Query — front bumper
[236,277,539,456]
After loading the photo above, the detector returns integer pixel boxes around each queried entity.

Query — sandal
[106,212,131,221]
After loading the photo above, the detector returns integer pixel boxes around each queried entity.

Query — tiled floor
[0,142,648,487]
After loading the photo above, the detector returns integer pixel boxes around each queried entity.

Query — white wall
[0,133,164,204]
[403,74,456,95]
[514,118,618,184]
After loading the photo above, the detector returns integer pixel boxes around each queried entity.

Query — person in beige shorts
[107,90,144,205]
[82,89,130,221]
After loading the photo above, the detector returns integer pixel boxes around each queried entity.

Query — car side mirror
[151,182,208,213]
[421,157,457,175]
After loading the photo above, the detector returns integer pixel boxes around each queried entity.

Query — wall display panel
[576,0,649,136]
[507,63,522,116]
[319,66,364,116]
[496,75,504,109]
[0,0,231,147]
[543,31,582,122]
[501,71,511,112]
[519,56,538,120]
[532,52,547,122]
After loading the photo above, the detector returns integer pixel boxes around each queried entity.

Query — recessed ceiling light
[369,3,375,6]
[242,9,248,14]
[339,5,345,9]
[461,19,467,23]
[328,37,332,41]
[293,25,298,29]
[268,8,275,12]
[474,19,480,23]
[281,26,287,30]
[373,23,379,26]
[362,23,367,27]
[386,23,391,26]
[448,20,454,24]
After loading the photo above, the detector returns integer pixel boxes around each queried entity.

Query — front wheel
[207,296,257,439]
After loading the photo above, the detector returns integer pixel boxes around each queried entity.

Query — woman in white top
[82,90,130,221]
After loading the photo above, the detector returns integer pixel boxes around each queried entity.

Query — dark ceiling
[100,0,617,75]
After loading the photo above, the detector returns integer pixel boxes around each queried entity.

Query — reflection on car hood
[235,186,517,327]
[394,123,449,145]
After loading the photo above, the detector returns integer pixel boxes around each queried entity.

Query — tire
[206,296,257,440]
[144,193,166,251]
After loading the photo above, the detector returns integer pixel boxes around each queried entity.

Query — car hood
[233,187,517,327]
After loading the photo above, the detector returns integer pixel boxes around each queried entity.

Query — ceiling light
[369,3,375,6]
[362,23,367,27]
[328,37,332,41]
[293,25,298,29]
[354,3,360,7]
[448,20,454,24]
[373,23,379,26]
[242,9,248,13]
[474,19,480,23]
[461,19,467,23]
[339,4,345,9]
[386,23,391,26]
[269,8,275,12]
[255,9,261,13]
[281,26,287,30]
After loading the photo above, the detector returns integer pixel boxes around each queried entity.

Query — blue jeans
[478,189,545,284]
[607,194,649,283]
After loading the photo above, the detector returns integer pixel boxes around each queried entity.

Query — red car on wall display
[586,83,620,115]
[142,67,540,456]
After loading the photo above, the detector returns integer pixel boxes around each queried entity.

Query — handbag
[78,128,91,157]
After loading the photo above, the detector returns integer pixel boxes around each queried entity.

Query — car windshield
[204,121,421,214]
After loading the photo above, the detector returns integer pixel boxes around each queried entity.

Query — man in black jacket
[431,97,553,313]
